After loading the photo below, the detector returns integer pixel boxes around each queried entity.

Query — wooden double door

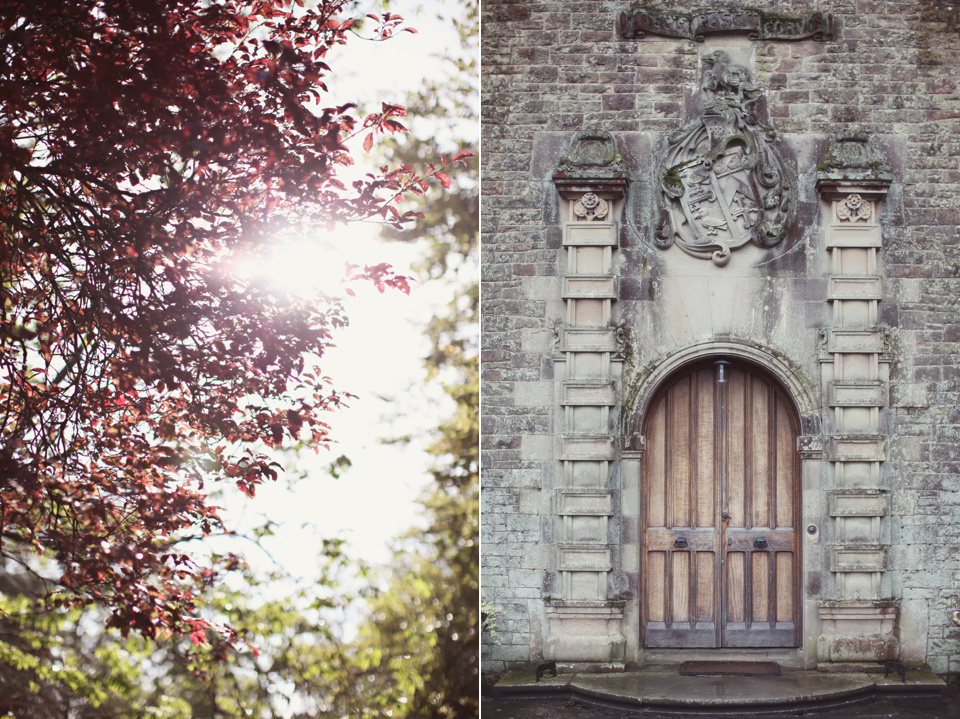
[641,361,801,648]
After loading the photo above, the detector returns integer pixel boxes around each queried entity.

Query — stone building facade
[480,1,960,674]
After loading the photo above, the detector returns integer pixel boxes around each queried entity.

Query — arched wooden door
[641,360,801,648]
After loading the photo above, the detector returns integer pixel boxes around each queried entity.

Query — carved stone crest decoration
[654,51,795,266]
[620,7,834,43]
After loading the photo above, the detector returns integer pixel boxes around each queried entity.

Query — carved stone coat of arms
[655,51,795,266]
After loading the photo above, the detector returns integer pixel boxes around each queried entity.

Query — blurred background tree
[0,0,477,715]
[348,0,479,714]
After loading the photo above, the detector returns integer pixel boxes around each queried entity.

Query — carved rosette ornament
[837,193,872,222]
[655,51,795,266]
[574,192,609,220]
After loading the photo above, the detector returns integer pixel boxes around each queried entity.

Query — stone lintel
[826,224,882,248]
[545,599,627,616]
[828,276,883,301]
[830,545,889,572]
[816,179,891,200]
[818,599,898,633]
[561,380,616,406]
[826,436,887,462]
[827,329,885,353]
[828,489,890,517]
[563,222,618,246]
[828,380,888,407]
[560,327,618,353]
[561,275,618,299]
[557,489,614,516]
[557,544,613,572]
[559,435,617,461]
[554,177,628,201]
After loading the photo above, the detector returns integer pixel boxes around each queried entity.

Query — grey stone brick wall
[481,0,960,674]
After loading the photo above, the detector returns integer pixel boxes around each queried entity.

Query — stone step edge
[492,669,946,712]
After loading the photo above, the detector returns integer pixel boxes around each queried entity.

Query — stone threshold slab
[493,665,946,715]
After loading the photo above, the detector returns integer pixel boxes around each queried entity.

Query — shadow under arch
[623,339,821,439]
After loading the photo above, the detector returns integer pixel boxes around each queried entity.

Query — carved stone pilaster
[815,131,897,664]
[546,133,629,667]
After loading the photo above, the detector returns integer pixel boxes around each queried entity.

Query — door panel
[641,361,800,648]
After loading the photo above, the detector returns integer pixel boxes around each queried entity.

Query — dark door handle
[674,536,688,549]
[754,536,768,549]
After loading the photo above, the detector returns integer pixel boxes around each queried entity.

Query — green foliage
[356,0,480,713]
[0,588,193,718]
[480,600,504,645]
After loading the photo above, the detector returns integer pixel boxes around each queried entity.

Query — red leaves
[0,0,460,647]
[189,619,210,646]
[363,12,415,40]
[346,262,412,294]
[361,102,407,156]
[190,627,208,646]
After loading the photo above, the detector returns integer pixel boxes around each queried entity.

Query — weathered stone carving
[554,130,628,177]
[614,325,626,358]
[619,7,834,42]
[837,193,872,222]
[554,130,630,202]
[816,131,893,184]
[654,51,794,266]
[574,192,609,220]
[818,328,829,355]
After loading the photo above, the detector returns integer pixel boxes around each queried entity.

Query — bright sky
[217,0,470,580]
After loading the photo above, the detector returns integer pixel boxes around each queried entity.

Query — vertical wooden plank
[648,552,665,622]
[671,378,691,528]
[776,552,794,622]
[696,551,714,622]
[672,551,691,622]
[776,399,794,528]
[696,369,715,529]
[726,552,745,622]
[751,378,770,528]
[648,400,666,527]
[726,370,745,526]
[751,552,769,625]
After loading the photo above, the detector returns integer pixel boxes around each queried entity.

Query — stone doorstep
[492,666,947,714]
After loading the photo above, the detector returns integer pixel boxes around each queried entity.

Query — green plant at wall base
[481,600,503,645]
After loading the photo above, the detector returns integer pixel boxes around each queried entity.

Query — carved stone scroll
[620,7,834,42]
[654,51,795,266]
